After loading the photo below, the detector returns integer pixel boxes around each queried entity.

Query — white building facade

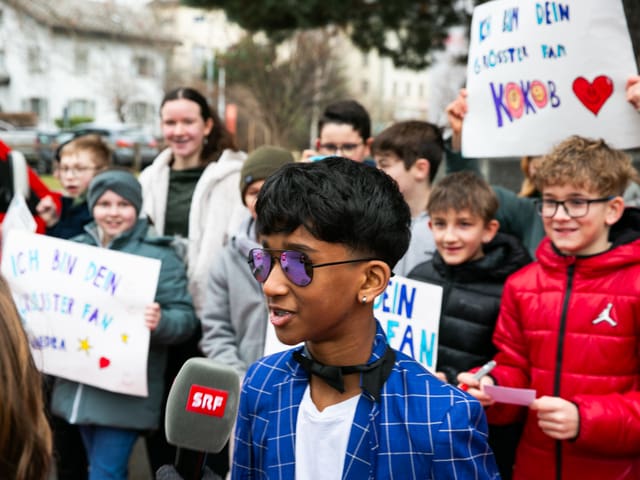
[0,0,177,130]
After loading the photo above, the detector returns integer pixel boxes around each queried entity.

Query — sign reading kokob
[1,230,160,397]
[463,0,640,158]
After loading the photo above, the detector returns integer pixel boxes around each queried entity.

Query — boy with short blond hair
[372,120,444,275]
[460,135,640,480]
[37,134,111,238]
[409,171,530,479]
[427,169,499,223]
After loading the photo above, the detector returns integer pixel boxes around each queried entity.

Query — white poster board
[463,0,640,157]
[1,230,161,397]
[263,275,443,373]
[373,275,442,372]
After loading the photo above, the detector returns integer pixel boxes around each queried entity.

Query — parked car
[34,128,61,174]
[0,120,39,167]
[55,123,160,170]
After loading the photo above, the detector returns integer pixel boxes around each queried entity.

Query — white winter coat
[138,147,247,317]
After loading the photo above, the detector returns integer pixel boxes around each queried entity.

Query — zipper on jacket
[553,263,574,480]
[69,384,84,424]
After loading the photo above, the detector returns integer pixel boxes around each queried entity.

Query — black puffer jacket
[408,232,531,383]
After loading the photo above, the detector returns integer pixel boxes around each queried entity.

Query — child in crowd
[36,134,111,480]
[37,134,111,239]
[302,100,373,164]
[233,157,499,479]
[0,274,52,480]
[409,171,531,479]
[371,120,444,275]
[459,136,640,479]
[200,146,294,376]
[51,170,198,480]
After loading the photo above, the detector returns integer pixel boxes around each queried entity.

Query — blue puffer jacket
[51,218,198,430]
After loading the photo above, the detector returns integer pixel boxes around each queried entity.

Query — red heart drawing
[572,75,614,116]
[99,357,111,369]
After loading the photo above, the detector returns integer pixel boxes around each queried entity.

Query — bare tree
[221,29,350,150]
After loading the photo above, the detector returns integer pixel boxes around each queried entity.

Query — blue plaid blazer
[232,321,500,479]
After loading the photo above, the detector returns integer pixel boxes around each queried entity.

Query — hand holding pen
[457,360,497,407]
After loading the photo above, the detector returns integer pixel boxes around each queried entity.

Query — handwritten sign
[374,275,442,372]
[1,230,160,397]
[263,275,442,372]
[463,0,640,157]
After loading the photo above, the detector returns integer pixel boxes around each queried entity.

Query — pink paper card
[484,385,536,406]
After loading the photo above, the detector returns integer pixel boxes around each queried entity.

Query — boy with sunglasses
[459,136,640,479]
[233,156,499,479]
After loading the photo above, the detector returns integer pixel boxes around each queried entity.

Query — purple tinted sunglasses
[248,248,378,287]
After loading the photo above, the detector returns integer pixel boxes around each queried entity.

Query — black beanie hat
[239,146,294,204]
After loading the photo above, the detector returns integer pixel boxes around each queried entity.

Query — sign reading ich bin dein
[462,0,640,158]
[1,230,160,397]
[373,275,443,373]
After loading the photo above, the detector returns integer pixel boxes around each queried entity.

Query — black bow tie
[293,345,395,401]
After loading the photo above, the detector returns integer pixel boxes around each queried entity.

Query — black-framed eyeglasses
[247,248,378,287]
[318,142,363,155]
[535,196,614,219]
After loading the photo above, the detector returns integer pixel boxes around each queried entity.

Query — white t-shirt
[295,385,360,480]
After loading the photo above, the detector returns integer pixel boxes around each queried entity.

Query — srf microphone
[159,358,240,479]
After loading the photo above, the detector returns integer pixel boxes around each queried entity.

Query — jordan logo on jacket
[592,303,616,327]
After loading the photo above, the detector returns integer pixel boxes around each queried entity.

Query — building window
[27,46,44,73]
[405,82,411,97]
[0,9,4,28]
[361,79,369,94]
[418,83,424,98]
[362,52,369,67]
[133,56,155,77]
[68,99,95,118]
[75,48,89,75]
[22,97,48,120]
[192,45,206,71]
[127,101,155,125]
[392,81,397,97]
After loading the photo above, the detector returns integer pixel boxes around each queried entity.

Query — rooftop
[6,0,179,45]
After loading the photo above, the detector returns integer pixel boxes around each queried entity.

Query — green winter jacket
[51,218,198,430]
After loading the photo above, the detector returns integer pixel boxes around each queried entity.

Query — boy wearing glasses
[36,135,111,479]
[459,136,640,479]
[301,100,373,164]
[37,134,111,238]
[234,157,499,479]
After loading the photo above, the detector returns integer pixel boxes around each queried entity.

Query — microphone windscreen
[165,358,240,453]
[155,465,181,480]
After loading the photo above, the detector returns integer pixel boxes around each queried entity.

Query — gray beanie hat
[87,170,143,215]
[240,146,294,204]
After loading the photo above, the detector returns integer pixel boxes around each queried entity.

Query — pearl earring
[361,296,367,304]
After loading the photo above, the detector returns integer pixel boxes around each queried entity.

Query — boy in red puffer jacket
[459,135,640,480]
